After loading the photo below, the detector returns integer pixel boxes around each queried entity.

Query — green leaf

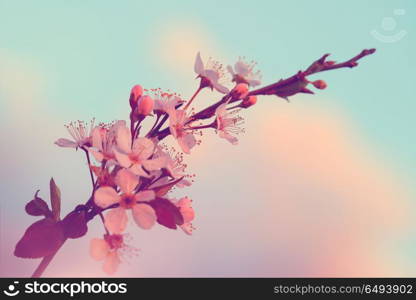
[49,178,61,221]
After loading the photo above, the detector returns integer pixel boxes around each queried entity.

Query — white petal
[114,148,132,168]
[194,51,204,74]
[103,251,120,275]
[204,69,219,82]
[94,187,120,208]
[132,204,156,229]
[180,222,194,235]
[178,133,196,154]
[89,149,104,162]
[104,207,128,234]
[213,82,229,94]
[90,238,109,261]
[116,125,132,153]
[235,60,249,76]
[55,138,77,148]
[132,137,154,160]
[115,168,138,194]
[130,164,150,178]
[91,127,103,150]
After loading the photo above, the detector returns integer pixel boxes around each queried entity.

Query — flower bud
[136,95,154,116]
[231,83,249,100]
[312,80,327,90]
[129,85,143,109]
[241,95,257,108]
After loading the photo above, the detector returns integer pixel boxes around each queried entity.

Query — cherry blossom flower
[129,84,143,109]
[194,52,229,94]
[94,169,157,232]
[55,119,95,149]
[136,95,154,116]
[113,124,166,177]
[167,109,196,154]
[149,146,192,188]
[152,90,183,114]
[89,120,125,163]
[175,197,195,235]
[227,58,262,87]
[215,104,244,145]
[90,233,138,275]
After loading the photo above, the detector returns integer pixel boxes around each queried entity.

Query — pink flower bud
[136,95,154,116]
[231,83,249,100]
[241,95,257,108]
[129,85,143,109]
[312,80,327,90]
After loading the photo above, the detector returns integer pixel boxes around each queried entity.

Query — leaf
[14,218,64,258]
[49,178,61,221]
[153,177,184,197]
[25,191,51,217]
[61,211,88,239]
[148,198,184,229]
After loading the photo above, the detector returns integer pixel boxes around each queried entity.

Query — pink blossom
[90,234,137,275]
[194,52,229,94]
[89,120,125,163]
[153,91,183,114]
[167,109,196,154]
[113,123,166,177]
[215,104,244,145]
[129,84,143,109]
[227,58,262,87]
[55,119,95,149]
[136,95,154,116]
[94,169,157,232]
[176,197,195,235]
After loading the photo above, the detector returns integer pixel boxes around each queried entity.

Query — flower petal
[90,238,109,261]
[194,52,204,74]
[134,190,155,202]
[180,222,194,235]
[178,133,196,154]
[89,149,104,162]
[55,138,77,148]
[115,168,138,194]
[129,164,150,178]
[213,82,229,94]
[114,148,132,168]
[91,127,103,150]
[116,124,132,153]
[104,207,128,234]
[103,251,120,275]
[177,197,195,223]
[94,187,120,208]
[132,203,156,229]
[132,137,154,160]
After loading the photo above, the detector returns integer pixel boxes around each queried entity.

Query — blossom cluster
[14,49,375,277]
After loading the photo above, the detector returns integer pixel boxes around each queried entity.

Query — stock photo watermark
[371,9,407,43]
[2,280,127,297]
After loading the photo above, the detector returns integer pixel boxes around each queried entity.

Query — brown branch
[248,48,376,97]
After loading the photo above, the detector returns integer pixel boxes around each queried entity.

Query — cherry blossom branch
[183,87,203,110]
[18,48,375,278]
[81,147,95,188]
[31,240,66,278]
[247,48,376,97]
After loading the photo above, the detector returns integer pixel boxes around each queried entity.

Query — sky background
[1,0,415,277]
